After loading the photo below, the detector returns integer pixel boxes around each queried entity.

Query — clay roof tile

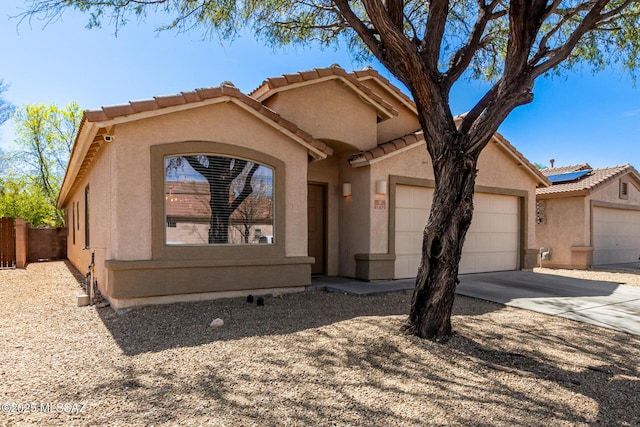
[101,104,135,118]
[129,99,159,113]
[154,94,187,108]
[537,164,633,195]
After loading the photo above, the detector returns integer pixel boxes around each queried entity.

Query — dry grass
[1,261,639,426]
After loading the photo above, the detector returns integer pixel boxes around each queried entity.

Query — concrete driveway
[314,270,640,336]
[457,271,640,336]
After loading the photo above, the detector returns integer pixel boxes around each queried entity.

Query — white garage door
[394,185,519,278]
[593,207,640,265]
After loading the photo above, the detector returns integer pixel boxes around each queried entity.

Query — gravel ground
[1,261,639,426]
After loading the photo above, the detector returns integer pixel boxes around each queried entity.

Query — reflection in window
[164,154,274,245]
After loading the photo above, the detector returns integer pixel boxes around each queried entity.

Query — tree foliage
[20,0,640,341]
[0,80,14,127]
[0,175,58,226]
[4,102,82,226]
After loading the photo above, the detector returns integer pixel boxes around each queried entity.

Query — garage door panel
[394,185,519,278]
[395,231,422,255]
[593,206,640,265]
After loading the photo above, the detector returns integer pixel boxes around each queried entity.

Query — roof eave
[56,118,98,209]
[354,74,418,115]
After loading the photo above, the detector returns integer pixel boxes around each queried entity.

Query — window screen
[164,154,274,245]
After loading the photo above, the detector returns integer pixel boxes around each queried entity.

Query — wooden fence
[0,217,16,269]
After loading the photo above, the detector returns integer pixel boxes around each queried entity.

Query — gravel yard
[1,261,639,426]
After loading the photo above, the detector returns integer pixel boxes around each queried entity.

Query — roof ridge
[248,65,398,118]
[82,82,334,158]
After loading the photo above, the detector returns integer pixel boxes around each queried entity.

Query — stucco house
[57,65,549,310]
[536,163,640,268]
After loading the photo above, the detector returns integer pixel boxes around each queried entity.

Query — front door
[307,184,326,275]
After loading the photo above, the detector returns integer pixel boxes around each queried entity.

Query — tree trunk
[208,181,231,244]
[405,145,478,341]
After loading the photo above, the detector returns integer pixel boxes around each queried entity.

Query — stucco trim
[537,190,590,200]
[354,253,396,280]
[591,200,640,211]
[105,256,313,299]
[151,141,287,260]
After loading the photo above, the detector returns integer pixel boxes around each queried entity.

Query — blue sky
[1,0,639,169]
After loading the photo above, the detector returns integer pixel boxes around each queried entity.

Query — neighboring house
[57,65,549,310]
[536,163,640,268]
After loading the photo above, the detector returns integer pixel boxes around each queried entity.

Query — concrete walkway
[311,270,640,336]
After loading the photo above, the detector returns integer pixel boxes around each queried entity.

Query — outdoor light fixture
[342,183,352,197]
[375,180,387,195]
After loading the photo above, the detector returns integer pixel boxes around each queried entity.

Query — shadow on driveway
[457,271,640,336]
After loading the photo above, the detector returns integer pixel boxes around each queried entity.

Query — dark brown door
[307,184,326,275]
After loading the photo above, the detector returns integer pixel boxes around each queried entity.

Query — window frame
[84,185,90,249]
[163,153,275,246]
[150,141,286,261]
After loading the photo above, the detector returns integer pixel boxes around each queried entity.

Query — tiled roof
[349,130,424,164]
[165,181,210,219]
[83,83,333,157]
[351,67,417,113]
[250,65,399,119]
[540,163,591,176]
[348,128,549,186]
[537,164,637,195]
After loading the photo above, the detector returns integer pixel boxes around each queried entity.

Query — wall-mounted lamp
[375,180,387,195]
[342,183,352,197]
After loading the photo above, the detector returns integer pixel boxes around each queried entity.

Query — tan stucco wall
[535,196,588,268]
[536,172,640,268]
[338,158,372,277]
[64,141,114,294]
[64,101,316,304]
[355,78,421,144]
[589,174,640,206]
[262,80,378,152]
[365,139,538,259]
[112,102,310,261]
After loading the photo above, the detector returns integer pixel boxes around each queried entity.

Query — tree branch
[422,0,449,71]
[386,0,404,30]
[531,0,612,78]
[229,163,260,213]
[183,155,209,179]
[445,0,505,88]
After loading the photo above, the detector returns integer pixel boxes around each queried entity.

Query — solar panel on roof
[547,170,592,184]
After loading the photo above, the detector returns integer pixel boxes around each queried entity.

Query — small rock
[210,318,224,328]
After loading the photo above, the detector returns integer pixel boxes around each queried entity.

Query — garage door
[593,207,640,265]
[394,185,519,278]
